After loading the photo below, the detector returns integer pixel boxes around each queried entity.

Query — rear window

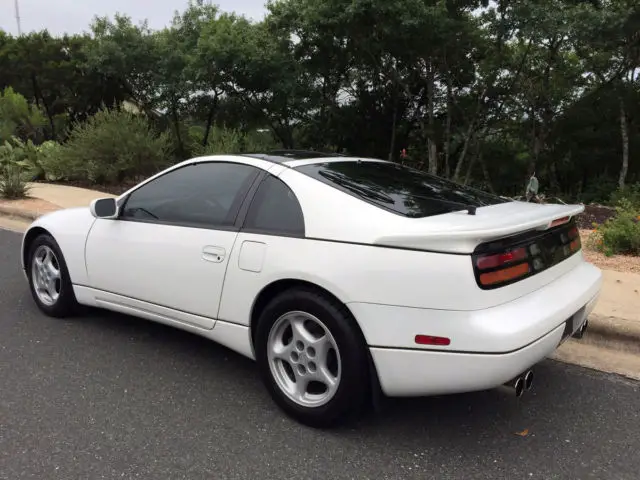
[295,160,509,218]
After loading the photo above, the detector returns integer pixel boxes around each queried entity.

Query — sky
[0,0,268,36]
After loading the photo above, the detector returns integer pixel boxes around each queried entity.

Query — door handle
[202,246,226,263]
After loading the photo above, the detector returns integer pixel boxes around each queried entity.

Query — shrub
[192,126,279,156]
[37,141,68,181]
[0,136,69,181]
[590,199,640,256]
[60,108,171,184]
[610,183,640,210]
[0,164,30,199]
[0,87,47,143]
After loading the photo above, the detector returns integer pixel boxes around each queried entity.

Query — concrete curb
[0,204,42,222]
[580,314,640,355]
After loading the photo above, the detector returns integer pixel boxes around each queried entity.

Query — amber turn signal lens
[479,263,530,286]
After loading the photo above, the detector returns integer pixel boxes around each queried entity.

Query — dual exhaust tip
[572,319,589,339]
[502,370,534,398]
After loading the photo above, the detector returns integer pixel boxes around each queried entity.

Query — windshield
[295,160,509,218]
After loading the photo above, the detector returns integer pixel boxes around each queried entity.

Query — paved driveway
[1,228,638,480]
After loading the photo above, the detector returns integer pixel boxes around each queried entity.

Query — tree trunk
[426,64,437,174]
[463,154,476,186]
[30,73,55,140]
[388,87,399,161]
[464,140,482,186]
[444,75,453,178]
[202,93,219,147]
[171,102,184,158]
[618,96,629,189]
[479,153,496,194]
[453,122,474,182]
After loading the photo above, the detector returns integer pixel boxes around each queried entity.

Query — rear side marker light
[479,263,530,286]
[415,335,451,346]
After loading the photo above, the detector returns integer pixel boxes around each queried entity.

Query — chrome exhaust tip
[572,319,589,339]
[501,376,525,398]
[523,370,534,391]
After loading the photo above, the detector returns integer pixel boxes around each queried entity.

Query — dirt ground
[580,229,640,274]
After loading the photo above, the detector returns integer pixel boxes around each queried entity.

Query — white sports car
[21,151,602,427]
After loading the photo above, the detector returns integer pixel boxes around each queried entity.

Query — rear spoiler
[373,204,584,254]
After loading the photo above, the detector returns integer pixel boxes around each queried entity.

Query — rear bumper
[351,260,602,397]
[370,323,567,396]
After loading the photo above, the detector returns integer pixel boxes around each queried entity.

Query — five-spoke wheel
[27,233,77,317]
[256,287,370,427]
[267,311,341,408]
[31,245,62,306]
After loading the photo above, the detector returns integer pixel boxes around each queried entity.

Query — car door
[84,160,262,330]
[217,173,307,327]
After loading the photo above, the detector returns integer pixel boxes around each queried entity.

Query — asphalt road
[1,228,639,480]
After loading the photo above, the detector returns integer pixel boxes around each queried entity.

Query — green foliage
[610,183,640,210]
[37,141,66,181]
[592,199,640,256]
[0,87,47,142]
[0,0,638,200]
[60,108,171,184]
[195,127,278,156]
[0,164,30,199]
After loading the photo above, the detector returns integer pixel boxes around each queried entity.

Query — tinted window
[295,161,508,218]
[121,162,260,228]
[243,175,305,236]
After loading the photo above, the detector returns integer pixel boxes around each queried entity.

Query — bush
[0,164,30,199]
[60,108,171,184]
[37,141,68,181]
[610,183,640,210]
[0,136,68,181]
[590,199,640,256]
[192,126,278,156]
[0,87,47,143]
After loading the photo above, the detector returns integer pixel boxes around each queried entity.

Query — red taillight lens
[475,247,527,270]
[568,226,579,239]
[475,246,530,287]
[570,237,581,252]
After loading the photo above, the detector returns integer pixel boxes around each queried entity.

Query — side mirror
[90,197,118,219]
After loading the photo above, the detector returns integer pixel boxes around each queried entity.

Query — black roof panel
[242,150,345,163]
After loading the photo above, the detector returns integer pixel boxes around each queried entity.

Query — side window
[121,162,260,229]
[243,175,305,236]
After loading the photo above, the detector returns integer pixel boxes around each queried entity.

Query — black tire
[26,233,78,318]
[255,287,370,428]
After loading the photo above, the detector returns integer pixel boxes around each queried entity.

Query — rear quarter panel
[218,231,587,330]
[22,208,96,286]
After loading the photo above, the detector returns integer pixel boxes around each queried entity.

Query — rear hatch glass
[295,160,509,217]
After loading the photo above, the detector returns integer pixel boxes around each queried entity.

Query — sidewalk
[0,181,639,378]
[0,182,115,221]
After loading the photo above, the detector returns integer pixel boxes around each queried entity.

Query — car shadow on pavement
[72,306,605,437]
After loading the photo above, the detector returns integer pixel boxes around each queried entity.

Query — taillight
[473,220,581,289]
[568,226,581,252]
[476,247,527,269]
[474,247,530,287]
[479,263,530,286]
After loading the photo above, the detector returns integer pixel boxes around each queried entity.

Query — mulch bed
[577,204,616,229]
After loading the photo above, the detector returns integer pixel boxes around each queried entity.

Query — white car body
[21,152,602,402]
